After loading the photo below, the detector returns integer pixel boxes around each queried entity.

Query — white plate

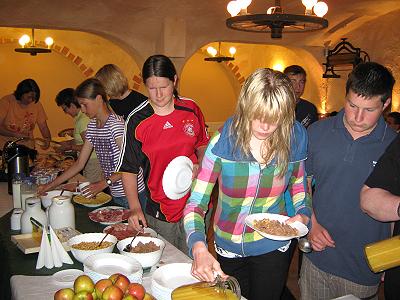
[88,206,130,225]
[245,213,308,241]
[84,253,142,281]
[162,156,194,200]
[152,263,199,292]
[52,269,84,285]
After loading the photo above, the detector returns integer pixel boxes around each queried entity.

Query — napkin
[36,226,73,269]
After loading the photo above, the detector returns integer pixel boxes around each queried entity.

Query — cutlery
[298,237,312,253]
[123,227,143,252]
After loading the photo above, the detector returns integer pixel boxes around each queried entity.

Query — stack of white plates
[151,263,199,300]
[83,253,143,283]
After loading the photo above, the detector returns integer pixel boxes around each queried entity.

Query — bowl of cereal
[117,236,165,268]
[68,232,117,263]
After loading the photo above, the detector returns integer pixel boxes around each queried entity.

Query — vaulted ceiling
[2,0,399,61]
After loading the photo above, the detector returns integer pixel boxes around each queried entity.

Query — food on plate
[89,207,130,223]
[104,223,151,240]
[55,273,151,300]
[129,241,160,253]
[74,192,112,206]
[253,218,298,236]
[71,241,114,250]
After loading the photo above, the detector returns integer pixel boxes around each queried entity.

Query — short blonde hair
[95,64,129,98]
[230,68,296,176]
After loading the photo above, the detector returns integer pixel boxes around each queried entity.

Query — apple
[74,275,95,294]
[73,291,94,300]
[122,295,137,300]
[143,293,155,300]
[54,288,75,300]
[95,278,113,298]
[109,273,130,293]
[102,285,124,300]
[126,283,145,300]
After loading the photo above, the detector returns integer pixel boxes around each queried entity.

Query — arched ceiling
[1,0,399,64]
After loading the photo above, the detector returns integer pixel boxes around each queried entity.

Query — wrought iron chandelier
[226,0,329,39]
[204,42,236,63]
[15,28,54,56]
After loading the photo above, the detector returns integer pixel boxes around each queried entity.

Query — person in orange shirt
[0,79,51,150]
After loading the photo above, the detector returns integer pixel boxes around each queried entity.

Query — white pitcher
[48,195,75,229]
[20,197,48,234]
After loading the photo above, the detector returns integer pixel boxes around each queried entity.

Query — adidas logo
[163,121,173,129]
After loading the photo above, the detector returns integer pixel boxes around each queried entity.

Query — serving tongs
[210,275,227,296]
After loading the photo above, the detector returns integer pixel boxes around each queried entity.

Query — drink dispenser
[2,139,37,194]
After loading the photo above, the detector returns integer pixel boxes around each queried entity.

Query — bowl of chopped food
[67,232,117,263]
[117,236,165,268]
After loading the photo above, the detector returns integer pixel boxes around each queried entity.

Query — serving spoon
[298,237,312,253]
[123,228,144,252]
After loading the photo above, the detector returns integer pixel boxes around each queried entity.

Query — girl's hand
[191,241,228,282]
[286,213,309,226]
[192,164,200,180]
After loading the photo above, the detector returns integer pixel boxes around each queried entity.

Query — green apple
[73,291,94,300]
[74,275,95,294]
[54,288,74,300]
[122,295,137,300]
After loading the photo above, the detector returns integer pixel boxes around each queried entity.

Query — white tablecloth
[11,237,191,300]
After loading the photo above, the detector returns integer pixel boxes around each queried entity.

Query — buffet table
[0,190,191,300]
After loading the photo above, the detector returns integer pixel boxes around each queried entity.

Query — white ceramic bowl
[117,236,165,268]
[40,190,73,208]
[68,232,117,263]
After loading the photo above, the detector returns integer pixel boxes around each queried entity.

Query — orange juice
[172,282,239,300]
[365,235,400,273]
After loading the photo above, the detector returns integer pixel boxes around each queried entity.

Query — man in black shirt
[361,135,400,300]
[284,65,318,128]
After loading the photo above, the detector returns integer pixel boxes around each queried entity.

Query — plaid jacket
[184,118,311,257]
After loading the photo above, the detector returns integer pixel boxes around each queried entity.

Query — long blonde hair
[230,68,296,176]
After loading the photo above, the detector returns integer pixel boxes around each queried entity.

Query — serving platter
[245,212,308,241]
[88,206,130,225]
